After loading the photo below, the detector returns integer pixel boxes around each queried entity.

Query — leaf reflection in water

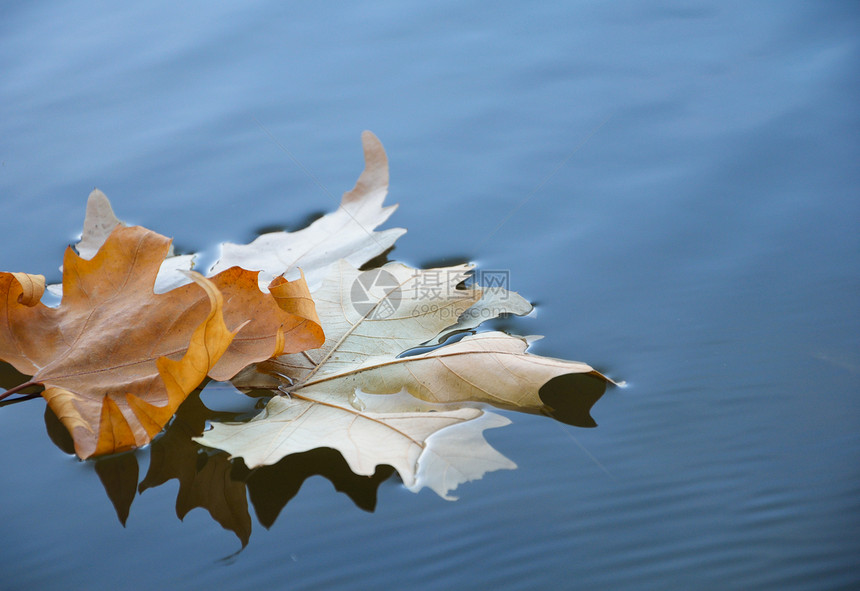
[43,389,397,547]
[39,373,606,548]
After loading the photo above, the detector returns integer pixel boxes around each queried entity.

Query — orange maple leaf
[0,224,323,458]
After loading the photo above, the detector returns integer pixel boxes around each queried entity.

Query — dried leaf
[76,188,122,260]
[209,131,406,290]
[198,260,609,498]
[199,394,515,500]
[206,268,323,381]
[9,272,45,307]
[0,224,323,458]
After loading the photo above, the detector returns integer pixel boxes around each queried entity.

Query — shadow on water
[539,373,608,428]
[38,390,398,548]
[358,245,397,271]
[0,361,32,392]
[418,255,474,269]
[22,372,610,549]
[252,210,328,238]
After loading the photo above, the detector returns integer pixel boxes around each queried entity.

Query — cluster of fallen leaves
[1,132,615,521]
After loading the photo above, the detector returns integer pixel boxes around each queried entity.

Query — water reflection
[36,378,606,547]
[252,210,328,237]
[539,373,608,428]
[137,394,253,544]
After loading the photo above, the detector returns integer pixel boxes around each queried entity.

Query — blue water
[2,2,859,589]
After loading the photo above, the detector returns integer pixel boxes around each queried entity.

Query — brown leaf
[0,224,323,458]
[0,226,236,458]
[9,272,45,307]
[206,267,324,381]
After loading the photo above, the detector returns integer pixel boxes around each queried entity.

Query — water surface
[1,2,858,589]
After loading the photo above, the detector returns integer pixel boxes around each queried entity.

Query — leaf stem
[0,380,43,402]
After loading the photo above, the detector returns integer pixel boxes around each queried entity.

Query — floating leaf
[0,224,323,458]
[198,260,610,498]
[209,131,406,291]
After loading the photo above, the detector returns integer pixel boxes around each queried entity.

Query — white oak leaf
[201,261,608,499]
[209,130,406,291]
[196,391,515,500]
[297,331,600,413]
